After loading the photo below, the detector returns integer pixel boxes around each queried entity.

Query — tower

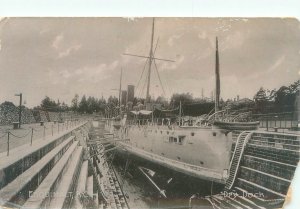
[127,85,135,103]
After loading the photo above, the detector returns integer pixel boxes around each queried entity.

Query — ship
[105,18,260,184]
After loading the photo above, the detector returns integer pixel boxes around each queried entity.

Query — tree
[253,87,269,113]
[78,95,88,113]
[254,87,268,103]
[170,93,193,107]
[86,96,98,114]
[253,80,299,113]
[71,94,79,112]
[41,96,59,111]
[274,81,299,112]
[1,101,15,108]
[107,96,118,107]
[61,102,69,112]
[97,97,106,113]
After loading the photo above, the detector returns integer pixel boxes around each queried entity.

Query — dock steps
[234,187,266,209]
[0,122,87,191]
[210,193,262,209]
[0,136,75,205]
[48,146,83,209]
[23,141,79,209]
[73,160,88,209]
[237,178,286,198]
[87,176,94,198]
[208,130,299,209]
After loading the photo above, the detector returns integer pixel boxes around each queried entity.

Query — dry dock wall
[0,121,90,207]
[211,131,300,209]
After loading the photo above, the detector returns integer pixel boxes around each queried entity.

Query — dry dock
[0,118,299,209]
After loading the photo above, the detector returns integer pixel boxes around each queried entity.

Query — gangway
[225,131,252,190]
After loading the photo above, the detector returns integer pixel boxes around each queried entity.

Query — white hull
[107,122,233,184]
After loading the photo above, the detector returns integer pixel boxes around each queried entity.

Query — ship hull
[107,123,233,184]
[113,150,225,197]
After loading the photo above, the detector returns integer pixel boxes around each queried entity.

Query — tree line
[29,79,299,115]
[253,80,299,113]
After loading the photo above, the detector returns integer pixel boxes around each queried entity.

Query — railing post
[52,124,54,136]
[280,116,282,128]
[31,128,34,145]
[285,115,287,128]
[7,132,10,156]
[58,123,59,134]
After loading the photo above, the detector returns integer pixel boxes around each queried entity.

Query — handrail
[228,131,248,171]
[232,111,251,120]
[226,131,253,190]
[207,110,226,121]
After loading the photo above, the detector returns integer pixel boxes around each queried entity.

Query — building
[127,85,135,103]
[121,90,127,105]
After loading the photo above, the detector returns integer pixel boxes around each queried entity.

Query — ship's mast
[123,18,174,104]
[146,19,155,103]
[119,68,123,112]
[215,37,220,112]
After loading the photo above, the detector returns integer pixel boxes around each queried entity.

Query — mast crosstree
[123,18,175,103]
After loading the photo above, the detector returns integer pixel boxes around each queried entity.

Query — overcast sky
[0,17,299,107]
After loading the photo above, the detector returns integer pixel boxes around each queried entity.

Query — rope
[32,128,41,132]
[153,38,170,98]
[136,58,149,91]
[31,126,44,131]
[137,62,148,98]
[0,140,8,146]
[9,130,32,139]
[140,71,148,98]
[0,133,7,139]
[153,58,166,96]
[153,37,159,54]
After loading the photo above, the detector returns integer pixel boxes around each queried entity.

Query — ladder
[225,131,252,190]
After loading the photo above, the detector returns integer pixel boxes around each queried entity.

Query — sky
[0,17,299,107]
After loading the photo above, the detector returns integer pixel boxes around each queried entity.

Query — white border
[0,1,299,208]
[0,0,299,18]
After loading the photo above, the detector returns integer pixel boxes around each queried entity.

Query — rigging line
[153,58,166,97]
[137,76,144,98]
[153,37,159,54]
[141,37,159,99]
[123,53,175,62]
[152,39,173,99]
[136,58,149,90]
[140,71,148,98]
[137,65,148,98]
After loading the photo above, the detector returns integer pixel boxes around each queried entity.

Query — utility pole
[15,93,22,128]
